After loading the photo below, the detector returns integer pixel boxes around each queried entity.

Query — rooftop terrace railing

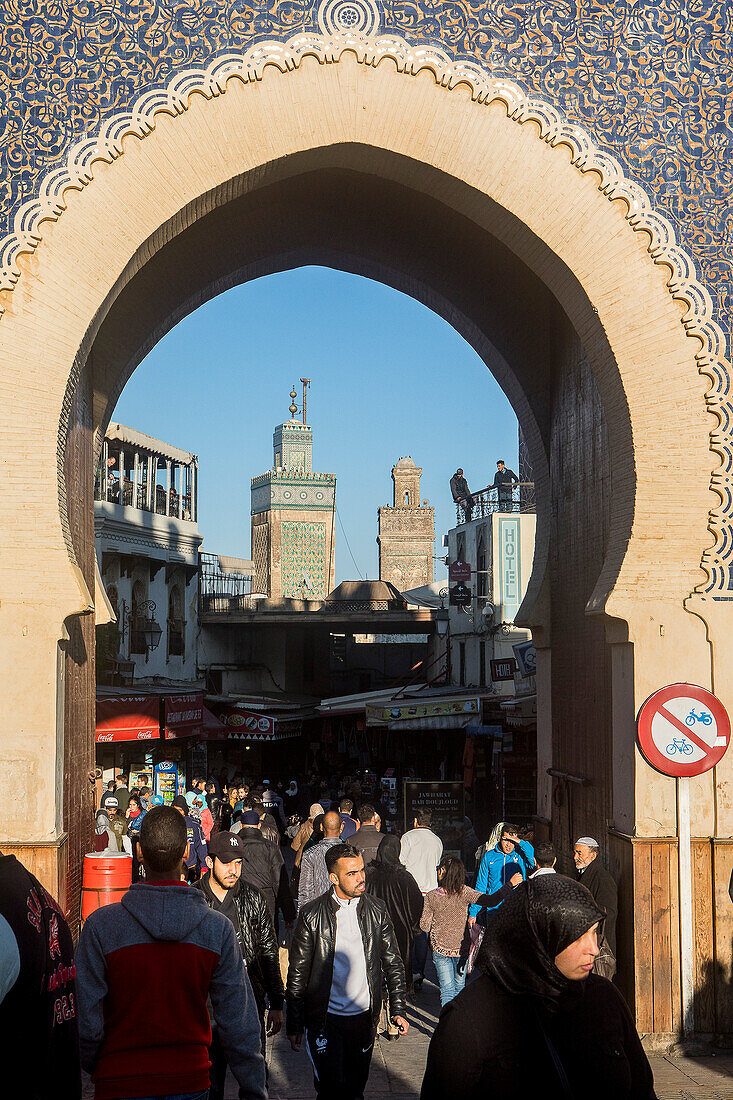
[454,481,535,524]
[199,553,253,613]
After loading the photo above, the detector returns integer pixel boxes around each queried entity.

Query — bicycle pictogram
[685,708,712,727]
[666,737,694,757]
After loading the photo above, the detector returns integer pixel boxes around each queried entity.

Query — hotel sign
[499,517,521,622]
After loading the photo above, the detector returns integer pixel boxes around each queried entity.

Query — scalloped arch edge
[0,30,729,596]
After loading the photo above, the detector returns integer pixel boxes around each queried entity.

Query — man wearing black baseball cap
[194,831,284,1099]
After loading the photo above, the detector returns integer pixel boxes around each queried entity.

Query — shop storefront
[95,690,223,797]
[204,702,306,781]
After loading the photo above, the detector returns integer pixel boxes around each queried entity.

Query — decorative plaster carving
[0,31,727,595]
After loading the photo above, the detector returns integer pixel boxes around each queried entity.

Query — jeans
[432,949,466,1007]
[117,1093,208,1100]
[413,929,429,980]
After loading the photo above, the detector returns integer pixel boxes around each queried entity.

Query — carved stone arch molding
[0,31,725,631]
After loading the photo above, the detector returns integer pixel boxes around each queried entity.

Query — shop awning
[203,706,228,740]
[96,695,160,744]
[209,703,302,741]
[164,693,204,740]
[500,693,537,728]
[366,695,480,728]
[387,715,478,732]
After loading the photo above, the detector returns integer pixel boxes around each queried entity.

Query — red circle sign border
[636,683,731,778]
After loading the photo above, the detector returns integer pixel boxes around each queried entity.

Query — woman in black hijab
[421,875,656,1100]
[366,835,425,992]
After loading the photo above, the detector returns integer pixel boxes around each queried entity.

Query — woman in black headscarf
[366,834,425,1039]
[421,875,656,1100]
[366,835,425,991]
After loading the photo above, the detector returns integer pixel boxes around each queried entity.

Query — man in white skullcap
[574,836,618,977]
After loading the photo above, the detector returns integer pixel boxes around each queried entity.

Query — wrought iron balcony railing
[454,481,535,524]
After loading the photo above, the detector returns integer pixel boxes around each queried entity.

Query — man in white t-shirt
[400,809,443,989]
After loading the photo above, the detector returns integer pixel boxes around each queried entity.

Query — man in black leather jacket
[287,842,408,1099]
[237,813,296,929]
[194,831,285,1099]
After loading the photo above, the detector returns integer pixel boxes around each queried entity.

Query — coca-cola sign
[95,695,161,744]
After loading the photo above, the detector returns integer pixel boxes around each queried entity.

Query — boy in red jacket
[76,805,265,1100]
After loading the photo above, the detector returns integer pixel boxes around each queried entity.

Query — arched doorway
[0,39,725,1032]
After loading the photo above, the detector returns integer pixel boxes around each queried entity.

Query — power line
[335,506,364,579]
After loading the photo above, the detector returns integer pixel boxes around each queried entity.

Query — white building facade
[446,501,536,702]
[95,422,202,684]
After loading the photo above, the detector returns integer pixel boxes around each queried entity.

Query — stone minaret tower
[251,386,336,598]
[377,457,434,590]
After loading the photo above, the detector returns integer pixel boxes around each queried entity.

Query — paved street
[265,974,733,1100]
[82,968,733,1099]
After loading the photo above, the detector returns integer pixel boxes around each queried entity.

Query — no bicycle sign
[636,683,731,778]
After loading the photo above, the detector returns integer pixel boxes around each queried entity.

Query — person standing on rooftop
[450,468,475,522]
[491,460,519,512]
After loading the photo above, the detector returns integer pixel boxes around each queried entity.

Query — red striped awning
[96,695,160,744]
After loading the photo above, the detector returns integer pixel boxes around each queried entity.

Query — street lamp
[133,599,162,661]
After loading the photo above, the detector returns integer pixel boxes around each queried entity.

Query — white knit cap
[576,836,599,848]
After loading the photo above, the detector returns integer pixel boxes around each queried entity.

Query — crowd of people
[0,768,654,1100]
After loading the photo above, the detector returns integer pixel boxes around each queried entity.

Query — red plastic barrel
[81,854,132,922]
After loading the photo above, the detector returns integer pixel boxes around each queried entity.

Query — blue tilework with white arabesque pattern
[0,0,732,594]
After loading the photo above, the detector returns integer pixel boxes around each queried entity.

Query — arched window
[130,578,148,654]
[168,583,185,657]
[404,490,410,505]
[107,583,119,622]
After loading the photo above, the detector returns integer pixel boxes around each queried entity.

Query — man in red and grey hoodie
[76,804,265,1100]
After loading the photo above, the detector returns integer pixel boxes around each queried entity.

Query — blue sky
[113,267,518,584]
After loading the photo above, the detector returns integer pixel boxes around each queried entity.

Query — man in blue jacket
[469,824,535,923]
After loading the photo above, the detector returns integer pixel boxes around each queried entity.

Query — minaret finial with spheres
[289,385,298,420]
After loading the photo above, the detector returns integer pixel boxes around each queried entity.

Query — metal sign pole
[677,776,694,1036]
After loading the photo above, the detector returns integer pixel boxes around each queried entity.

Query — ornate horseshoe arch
[0,29,727,624]
[1,24,731,1032]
